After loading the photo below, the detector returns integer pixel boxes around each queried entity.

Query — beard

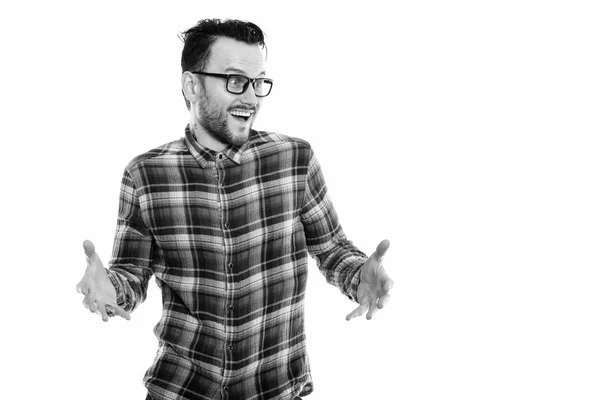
[196,90,253,147]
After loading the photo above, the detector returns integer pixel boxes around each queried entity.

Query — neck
[190,117,227,152]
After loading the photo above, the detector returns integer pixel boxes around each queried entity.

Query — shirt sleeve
[105,167,155,313]
[301,148,368,303]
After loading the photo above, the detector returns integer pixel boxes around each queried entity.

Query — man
[77,19,393,400]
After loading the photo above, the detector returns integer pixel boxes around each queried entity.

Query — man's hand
[76,240,130,322]
[346,239,394,321]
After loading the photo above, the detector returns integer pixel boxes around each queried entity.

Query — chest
[136,156,308,245]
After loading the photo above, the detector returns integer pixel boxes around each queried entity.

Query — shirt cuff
[105,268,126,306]
[347,264,363,303]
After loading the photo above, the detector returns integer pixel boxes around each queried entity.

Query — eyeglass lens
[227,75,272,96]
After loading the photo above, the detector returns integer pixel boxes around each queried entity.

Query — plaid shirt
[106,125,367,400]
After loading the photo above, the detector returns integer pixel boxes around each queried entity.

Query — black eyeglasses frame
[191,71,274,97]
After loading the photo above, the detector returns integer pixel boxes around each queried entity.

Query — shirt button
[227,344,233,350]
[228,304,234,310]
[228,262,234,269]
[223,386,228,392]
[224,222,230,228]
[218,154,224,160]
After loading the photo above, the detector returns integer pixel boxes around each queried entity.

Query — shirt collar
[184,124,248,167]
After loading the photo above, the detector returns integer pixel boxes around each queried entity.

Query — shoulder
[249,130,313,153]
[124,138,187,171]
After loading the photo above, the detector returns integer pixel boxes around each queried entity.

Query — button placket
[216,157,235,396]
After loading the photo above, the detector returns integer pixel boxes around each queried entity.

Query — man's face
[195,37,266,147]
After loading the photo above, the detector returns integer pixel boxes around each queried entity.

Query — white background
[1,1,599,399]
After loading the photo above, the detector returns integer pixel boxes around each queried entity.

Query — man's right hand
[76,240,131,322]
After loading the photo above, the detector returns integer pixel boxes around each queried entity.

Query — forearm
[310,234,367,302]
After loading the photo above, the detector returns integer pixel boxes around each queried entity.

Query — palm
[357,257,387,304]
[347,240,394,321]
[82,259,115,302]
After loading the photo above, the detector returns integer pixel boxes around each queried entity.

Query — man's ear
[181,71,199,104]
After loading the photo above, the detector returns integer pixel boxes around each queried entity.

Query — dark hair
[179,19,267,109]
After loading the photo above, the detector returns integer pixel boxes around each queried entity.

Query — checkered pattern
[106,125,367,400]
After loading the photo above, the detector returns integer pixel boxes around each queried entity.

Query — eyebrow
[224,67,266,77]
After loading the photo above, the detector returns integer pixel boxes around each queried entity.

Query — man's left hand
[346,239,394,321]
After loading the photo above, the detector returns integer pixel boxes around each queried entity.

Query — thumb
[372,239,390,261]
[83,239,103,268]
[83,240,96,258]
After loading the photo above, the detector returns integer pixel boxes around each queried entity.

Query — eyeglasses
[191,71,274,97]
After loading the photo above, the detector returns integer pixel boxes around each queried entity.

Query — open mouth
[230,109,254,122]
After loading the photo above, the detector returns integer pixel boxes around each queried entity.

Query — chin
[228,126,251,146]
[231,133,250,146]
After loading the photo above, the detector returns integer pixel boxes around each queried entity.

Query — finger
[383,277,394,292]
[107,303,131,320]
[76,280,89,295]
[82,298,91,310]
[366,301,379,320]
[372,239,390,262]
[346,303,368,321]
[88,299,98,313]
[377,293,391,309]
[95,301,110,322]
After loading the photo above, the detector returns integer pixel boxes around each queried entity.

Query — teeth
[230,110,253,117]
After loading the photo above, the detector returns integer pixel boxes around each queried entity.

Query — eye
[228,76,245,88]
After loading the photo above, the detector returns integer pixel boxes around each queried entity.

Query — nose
[240,83,259,106]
